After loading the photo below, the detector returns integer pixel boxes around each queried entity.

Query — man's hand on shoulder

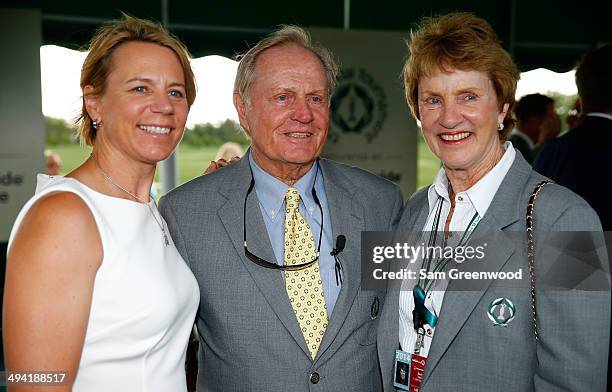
[203,156,241,175]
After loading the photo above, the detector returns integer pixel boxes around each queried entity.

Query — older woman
[377,13,610,391]
[4,15,199,391]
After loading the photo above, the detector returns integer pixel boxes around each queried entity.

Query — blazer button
[310,372,320,384]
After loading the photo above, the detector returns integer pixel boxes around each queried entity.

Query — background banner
[311,28,418,196]
[0,9,45,242]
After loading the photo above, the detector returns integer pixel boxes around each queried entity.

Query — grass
[50,140,440,192]
[52,144,92,174]
[162,145,222,183]
[417,137,441,190]
[52,144,220,183]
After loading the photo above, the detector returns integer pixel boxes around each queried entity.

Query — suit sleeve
[159,195,192,269]
[532,140,557,178]
[533,201,610,392]
[388,185,404,231]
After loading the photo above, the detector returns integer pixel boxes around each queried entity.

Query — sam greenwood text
[373,268,523,281]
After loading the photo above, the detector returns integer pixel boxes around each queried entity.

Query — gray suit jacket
[160,156,403,392]
[377,154,610,391]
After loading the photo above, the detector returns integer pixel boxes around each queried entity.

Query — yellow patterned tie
[284,187,329,359]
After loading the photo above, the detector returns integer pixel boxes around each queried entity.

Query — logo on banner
[329,68,387,143]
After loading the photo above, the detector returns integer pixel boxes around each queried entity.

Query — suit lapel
[421,214,516,384]
[217,157,311,358]
[422,154,533,385]
[315,160,364,362]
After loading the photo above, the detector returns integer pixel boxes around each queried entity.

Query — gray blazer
[377,154,611,391]
[160,156,403,392]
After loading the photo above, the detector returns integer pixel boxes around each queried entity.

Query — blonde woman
[4,15,199,391]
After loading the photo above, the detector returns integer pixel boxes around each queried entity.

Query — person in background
[565,98,585,130]
[534,44,612,231]
[44,149,63,175]
[377,13,609,391]
[215,141,244,161]
[509,93,560,164]
[4,15,199,391]
[534,45,612,389]
[159,25,403,392]
[534,44,612,230]
[205,141,244,173]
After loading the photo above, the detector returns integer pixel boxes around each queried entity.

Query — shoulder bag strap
[526,180,553,341]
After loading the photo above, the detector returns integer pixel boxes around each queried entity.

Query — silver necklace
[90,154,170,246]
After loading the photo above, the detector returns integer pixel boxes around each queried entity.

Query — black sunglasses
[243,166,323,271]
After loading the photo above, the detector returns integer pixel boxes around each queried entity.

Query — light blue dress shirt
[248,153,341,316]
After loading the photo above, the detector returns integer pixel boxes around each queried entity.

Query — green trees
[181,119,249,147]
[44,116,249,148]
[45,116,76,145]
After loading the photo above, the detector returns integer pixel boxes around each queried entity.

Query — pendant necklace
[90,154,169,246]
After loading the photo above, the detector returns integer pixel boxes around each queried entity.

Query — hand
[203,156,241,175]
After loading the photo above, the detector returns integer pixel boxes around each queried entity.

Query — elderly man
[159,26,403,391]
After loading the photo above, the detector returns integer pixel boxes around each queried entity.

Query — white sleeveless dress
[8,174,200,392]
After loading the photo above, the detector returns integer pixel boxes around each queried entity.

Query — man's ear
[83,85,101,122]
[233,92,250,135]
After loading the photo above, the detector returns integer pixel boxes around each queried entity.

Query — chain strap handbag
[526,180,553,341]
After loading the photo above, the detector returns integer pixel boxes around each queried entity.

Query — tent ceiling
[4,0,611,72]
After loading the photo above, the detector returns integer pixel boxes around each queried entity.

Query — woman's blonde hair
[76,14,196,146]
